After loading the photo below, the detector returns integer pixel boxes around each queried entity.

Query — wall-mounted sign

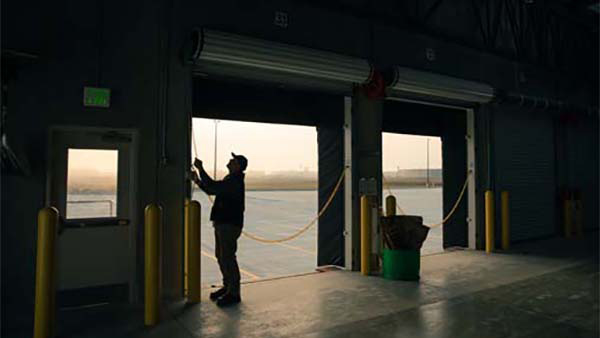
[426,48,436,62]
[83,87,110,108]
[359,177,377,196]
[274,11,289,28]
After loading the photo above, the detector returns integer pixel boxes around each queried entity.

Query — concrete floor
[8,236,598,338]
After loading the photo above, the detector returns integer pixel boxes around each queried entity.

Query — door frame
[383,97,477,250]
[343,96,353,270]
[46,126,140,303]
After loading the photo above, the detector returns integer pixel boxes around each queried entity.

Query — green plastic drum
[382,248,420,281]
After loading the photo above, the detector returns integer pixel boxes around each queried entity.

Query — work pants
[214,223,242,297]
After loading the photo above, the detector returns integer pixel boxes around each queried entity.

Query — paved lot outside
[193,187,443,286]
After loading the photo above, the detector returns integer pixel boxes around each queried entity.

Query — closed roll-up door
[494,106,556,241]
[568,116,599,230]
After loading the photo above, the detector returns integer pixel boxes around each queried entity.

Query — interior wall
[493,104,557,242]
[476,102,597,248]
[479,101,599,245]
[560,112,600,231]
[2,0,167,329]
[349,89,383,271]
[3,0,597,331]
[382,100,446,136]
[192,79,343,126]
[474,105,493,249]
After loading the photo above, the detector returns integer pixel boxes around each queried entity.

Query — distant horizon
[67,168,443,194]
[188,167,443,176]
[66,119,443,193]
[192,118,442,173]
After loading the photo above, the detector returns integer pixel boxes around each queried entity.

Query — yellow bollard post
[574,192,583,237]
[575,200,583,237]
[184,200,189,296]
[187,201,201,303]
[501,191,510,250]
[563,196,572,239]
[360,195,371,276]
[145,204,161,326]
[34,207,59,338]
[385,195,396,217]
[485,191,495,254]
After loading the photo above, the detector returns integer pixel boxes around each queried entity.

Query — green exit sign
[83,87,111,108]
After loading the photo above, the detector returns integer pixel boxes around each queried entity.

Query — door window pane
[66,149,118,218]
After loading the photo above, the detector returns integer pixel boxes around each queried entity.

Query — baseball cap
[231,153,248,171]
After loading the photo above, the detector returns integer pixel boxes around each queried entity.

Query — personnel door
[47,128,137,305]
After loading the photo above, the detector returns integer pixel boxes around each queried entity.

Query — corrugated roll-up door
[567,115,599,230]
[385,67,494,104]
[494,105,556,241]
[188,28,372,95]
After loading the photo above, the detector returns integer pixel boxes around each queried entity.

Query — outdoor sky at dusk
[192,118,441,173]
[66,119,442,175]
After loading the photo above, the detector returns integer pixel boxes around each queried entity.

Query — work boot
[209,287,227,301]
[216,293,241,307]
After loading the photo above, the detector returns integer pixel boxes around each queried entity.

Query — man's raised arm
[194,158,235,195]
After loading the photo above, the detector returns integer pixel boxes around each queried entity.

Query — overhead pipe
[383,67,598,114]
[493,89,599,115]
[382,65,597,113]
[187,28,373,94]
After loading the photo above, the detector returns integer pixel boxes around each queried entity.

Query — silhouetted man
[191,153,247,307]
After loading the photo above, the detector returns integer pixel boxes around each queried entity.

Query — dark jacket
[198,168,245,227]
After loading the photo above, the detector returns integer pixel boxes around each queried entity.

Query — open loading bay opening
[192,118,320,285]
[382,133,443,255]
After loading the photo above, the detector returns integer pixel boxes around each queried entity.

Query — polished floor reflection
[7,236,597,338]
